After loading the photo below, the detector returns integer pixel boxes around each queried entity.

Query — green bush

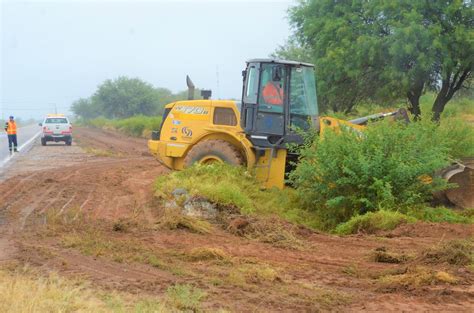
[291,120,456,229]
[85,115,162,137]
[335,210,416,235]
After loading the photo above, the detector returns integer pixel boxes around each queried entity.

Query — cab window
[244,66,258,103]
[258,64,285,113]
[289,66,318,130]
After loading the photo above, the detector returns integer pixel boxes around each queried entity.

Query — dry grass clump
[0,266,108,312]
[420,240,473,266]
[233,217,305,250]
[187,247,232,263]
[371,247,412,264]
[228,263,281,287]
[42,207,90,235]
[155,208,213,234]
[307,287,353,308]
[378,266,459,290]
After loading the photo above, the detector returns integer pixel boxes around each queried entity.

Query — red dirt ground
[0,127,473,312]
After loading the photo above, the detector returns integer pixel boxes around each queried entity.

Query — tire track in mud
[0,128,166,264]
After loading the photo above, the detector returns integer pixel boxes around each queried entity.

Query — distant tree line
[72,76,200,120]
[274,0,473,120]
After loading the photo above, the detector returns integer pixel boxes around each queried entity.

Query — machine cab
[240,59,318,148]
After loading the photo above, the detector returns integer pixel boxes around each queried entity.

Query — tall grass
[0,268,110,312]
[155,163,324,229]
[0,267,209,312]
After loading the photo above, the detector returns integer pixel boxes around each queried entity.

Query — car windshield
[45,118,68,124]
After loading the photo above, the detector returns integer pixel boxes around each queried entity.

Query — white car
[39,114,73,146]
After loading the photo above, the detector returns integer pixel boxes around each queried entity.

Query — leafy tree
[282,0,473,119]
[72,77,203,120]
[272,38,313,64]
[92,77,161,119]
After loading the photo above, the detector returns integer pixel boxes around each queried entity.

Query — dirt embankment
[0,127,473,312]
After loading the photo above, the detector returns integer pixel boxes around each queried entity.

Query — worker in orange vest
[4,116,18,153]
[262,81,284,105]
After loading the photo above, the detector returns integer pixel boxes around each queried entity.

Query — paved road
[0,124,41,163]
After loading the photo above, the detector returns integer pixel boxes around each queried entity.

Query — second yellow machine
[148,59,374,189]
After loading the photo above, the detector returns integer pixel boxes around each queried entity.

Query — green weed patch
[154,163,323,229]
[335,211,416,235]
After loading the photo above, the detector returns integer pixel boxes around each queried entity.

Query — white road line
[18,131,42,152]
[0,131,42,167]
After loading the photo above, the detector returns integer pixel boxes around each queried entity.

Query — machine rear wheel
[183,140,243,167]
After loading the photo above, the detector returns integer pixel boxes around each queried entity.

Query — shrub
[335,210,416,235]
[291,120,457,228]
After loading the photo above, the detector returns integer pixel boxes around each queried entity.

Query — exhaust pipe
[186,75,195,100]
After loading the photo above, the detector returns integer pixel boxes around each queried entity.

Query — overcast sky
[1,0,294,119]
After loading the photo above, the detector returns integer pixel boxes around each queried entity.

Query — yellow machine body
[148,99,287,189]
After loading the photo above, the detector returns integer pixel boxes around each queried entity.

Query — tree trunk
[407,94,421,120]
[432,95,449,122]
[432,66,472,122]
[407,81,424,121]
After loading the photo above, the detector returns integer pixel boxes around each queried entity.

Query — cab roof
[165,99,237,109]
[246,58,314,68]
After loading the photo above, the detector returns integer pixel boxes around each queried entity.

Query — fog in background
[1,0,293,120]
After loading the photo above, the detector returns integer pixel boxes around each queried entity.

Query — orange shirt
[6,121,17,135]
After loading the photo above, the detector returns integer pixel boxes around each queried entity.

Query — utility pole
[216,65,220,100]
